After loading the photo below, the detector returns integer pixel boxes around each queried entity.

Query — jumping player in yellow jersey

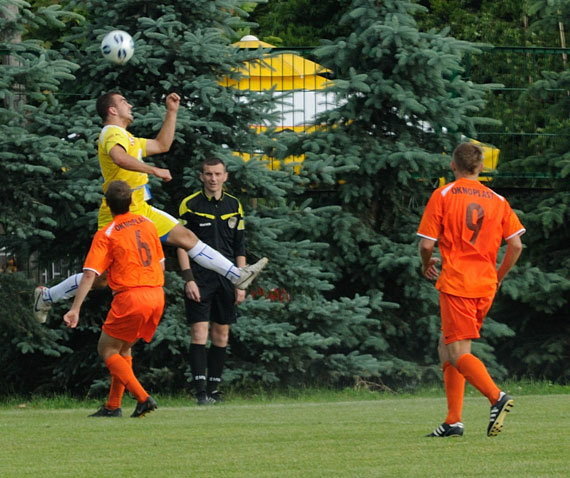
[33,92,267,323]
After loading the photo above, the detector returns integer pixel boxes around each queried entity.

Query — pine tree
[0,0,84,393]
[490,0,570,381]
[2,0,392,395]
[275,0,515,384]
[248,0,353,46]
[0,0,88,251]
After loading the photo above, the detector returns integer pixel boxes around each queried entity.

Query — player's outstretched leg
[33,274,85,323]
[188,238,268,290]
[234,257,268,290]
[33,273,108,323]
[487,392,514,437]
[33,286,52,323]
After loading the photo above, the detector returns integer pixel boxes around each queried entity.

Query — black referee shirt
[179,190,246,269]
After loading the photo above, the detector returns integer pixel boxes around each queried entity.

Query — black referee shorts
[184,275,237,325]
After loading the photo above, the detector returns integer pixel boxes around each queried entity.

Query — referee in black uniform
[177,158,246,405]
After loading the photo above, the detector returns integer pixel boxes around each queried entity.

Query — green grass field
[1,387,568,477]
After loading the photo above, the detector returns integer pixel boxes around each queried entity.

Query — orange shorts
[102,287,164,343]
[439,292,495,344]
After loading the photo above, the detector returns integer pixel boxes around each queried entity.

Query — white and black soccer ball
[100,30,134,65]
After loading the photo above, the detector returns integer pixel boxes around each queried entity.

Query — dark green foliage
[418,0,539,46]
[276,0,513,385]
[493,93,570,379]
[528,0,570,32]
[0,0,92,257]
[417,1,568,166]
[411,0,570,380]
[2,0,401,397]
[226,201,384,387]
[0,273,72,395]
[487,1,570,381]
[247,0,353,46]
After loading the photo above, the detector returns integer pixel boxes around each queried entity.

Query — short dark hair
[201,157,226,172]
[453,142,484,174]
[96,91,121,121]
[105,180,132,215]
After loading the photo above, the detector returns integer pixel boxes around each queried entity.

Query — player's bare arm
[146,92,180,156]
[419,238,440,281]
[63,270,97,328]
[497,233,523,285]
[109,144,172,182]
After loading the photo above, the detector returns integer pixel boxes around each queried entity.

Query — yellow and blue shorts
[98,200,179,242]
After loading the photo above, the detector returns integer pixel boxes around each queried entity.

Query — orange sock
[106,355,133,410]
[105,354,148,403]
[456,353,500,404]
[443,361,465,424]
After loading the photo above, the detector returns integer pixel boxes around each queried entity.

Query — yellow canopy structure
[224,35,334,171]
[470,139,499,178]
[225,35,331,91]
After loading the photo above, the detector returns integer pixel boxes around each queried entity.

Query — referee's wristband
[181,269,195,282]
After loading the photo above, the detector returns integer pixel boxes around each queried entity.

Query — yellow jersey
[98,125,149,210]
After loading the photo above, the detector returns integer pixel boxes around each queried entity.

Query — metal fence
[229,45,570,176]
[466,46,570,168]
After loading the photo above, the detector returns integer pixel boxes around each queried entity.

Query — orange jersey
[417,178,525,297]
[84,212,165,292]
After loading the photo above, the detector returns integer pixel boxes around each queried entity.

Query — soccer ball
[100,30,134,65]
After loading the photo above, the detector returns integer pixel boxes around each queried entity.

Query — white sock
[44,273,83,303]
[188,241,241,284]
